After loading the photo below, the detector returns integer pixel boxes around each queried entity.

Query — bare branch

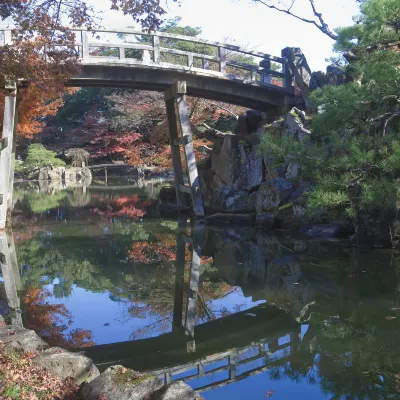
[254,0,338,40]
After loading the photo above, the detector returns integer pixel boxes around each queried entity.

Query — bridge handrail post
[153,35,160,64]
[81,30,89,61]
[281,48,293,91]
[3,29,12,45]
[218,47,227,75]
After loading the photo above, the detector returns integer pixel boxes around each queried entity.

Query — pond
[1,178,400,399]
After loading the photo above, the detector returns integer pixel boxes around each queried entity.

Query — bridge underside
[68,64,294,110]
[79,303,297,372]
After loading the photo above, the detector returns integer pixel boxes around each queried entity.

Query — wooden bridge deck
[1,27,299,110]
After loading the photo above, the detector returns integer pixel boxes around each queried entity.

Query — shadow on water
[1,180,400,399]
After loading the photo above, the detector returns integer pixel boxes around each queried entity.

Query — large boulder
[81,365,163,400]
[152,381,204,400]
[0,326,48,353]
[32,347,100,385]
[211,136,242,187]
[233,139,263,192]
[255,178,293,213]
[282,108,311,142]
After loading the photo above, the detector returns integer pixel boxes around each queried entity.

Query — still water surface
[1,179,400,399]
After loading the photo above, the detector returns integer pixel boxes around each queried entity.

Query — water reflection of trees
[14,220,237,342]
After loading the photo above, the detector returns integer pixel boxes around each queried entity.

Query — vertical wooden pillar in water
[172,216,187,333]
[184,222,204,352]
[165,82,205,217]
[0,231,22,327]
[0,82,18,230]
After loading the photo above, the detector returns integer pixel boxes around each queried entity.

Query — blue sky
[90,0,359,71]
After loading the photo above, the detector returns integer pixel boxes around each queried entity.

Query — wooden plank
[187,53,194,67]
[153,35,160,64]
[88,42,154,51]
[227,61,285,77]
[175,83,205,217]
[64,28,285,62]
[81,31,89,60]
[0,232,22,327]
[0,86,17,230]
[218,47,226,75]
[164,96,187,210]
[281,48,293,91]
[159,47,219,62]
[173,223,186,333]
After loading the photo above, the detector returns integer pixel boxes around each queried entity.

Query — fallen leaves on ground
[0,343,79,400]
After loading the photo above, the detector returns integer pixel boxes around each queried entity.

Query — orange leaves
[0,343,79,400]
[128,237,176,264]
[23,284,95,349]
[0,86,65,138]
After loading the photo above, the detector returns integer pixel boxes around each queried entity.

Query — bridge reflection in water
[0,221,301,395]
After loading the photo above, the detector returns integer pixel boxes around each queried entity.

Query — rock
[282,108,311,142]
[310,71,326,90]
[255,213,277,229]
[234,115,248,135]
[285,163,300,180]
[32,347,99,385]
[255,179,293,213]
[256,183,280,213]
[240,240,266,283]
[233,143,263,192]
[81,365,163,400]
[303,224,350,239]
[293,205,306,218]
[152,381,204,400]
[246,110,263,133]
[211,186,235,212]
[0,327,48,353]
[211,136,241,187]
[270,119,284,129]
[326,65,346,86]
[206,213,254,225]
[247,192,258,213]
[0,299,9,316]
[271,177,293,192]
[227,192,249,212]
[281,47,312,105]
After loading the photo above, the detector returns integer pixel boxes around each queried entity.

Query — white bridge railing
[0,28,292,92]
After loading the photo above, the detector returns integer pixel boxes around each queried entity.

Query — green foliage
[52,87,113,128]
[17,144,65,177]
[260,0,400,219]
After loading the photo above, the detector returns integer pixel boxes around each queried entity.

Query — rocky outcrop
[0,326,48,353]
[81,365,163,400]
[0,322,200,399]
[38,166,92,186]
[32,347,100,385]
[152,381,204,400]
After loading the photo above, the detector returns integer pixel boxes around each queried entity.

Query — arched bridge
[1,28,297,110]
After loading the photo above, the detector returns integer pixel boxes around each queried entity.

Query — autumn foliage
[23,284,95,348]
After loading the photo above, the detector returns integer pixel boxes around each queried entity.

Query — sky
[87,0,360,71]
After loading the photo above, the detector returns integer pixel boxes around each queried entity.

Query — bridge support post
[172,217,187,334]
[0,83,18,230]
[0,231,23,327]
[165,82,205,218]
